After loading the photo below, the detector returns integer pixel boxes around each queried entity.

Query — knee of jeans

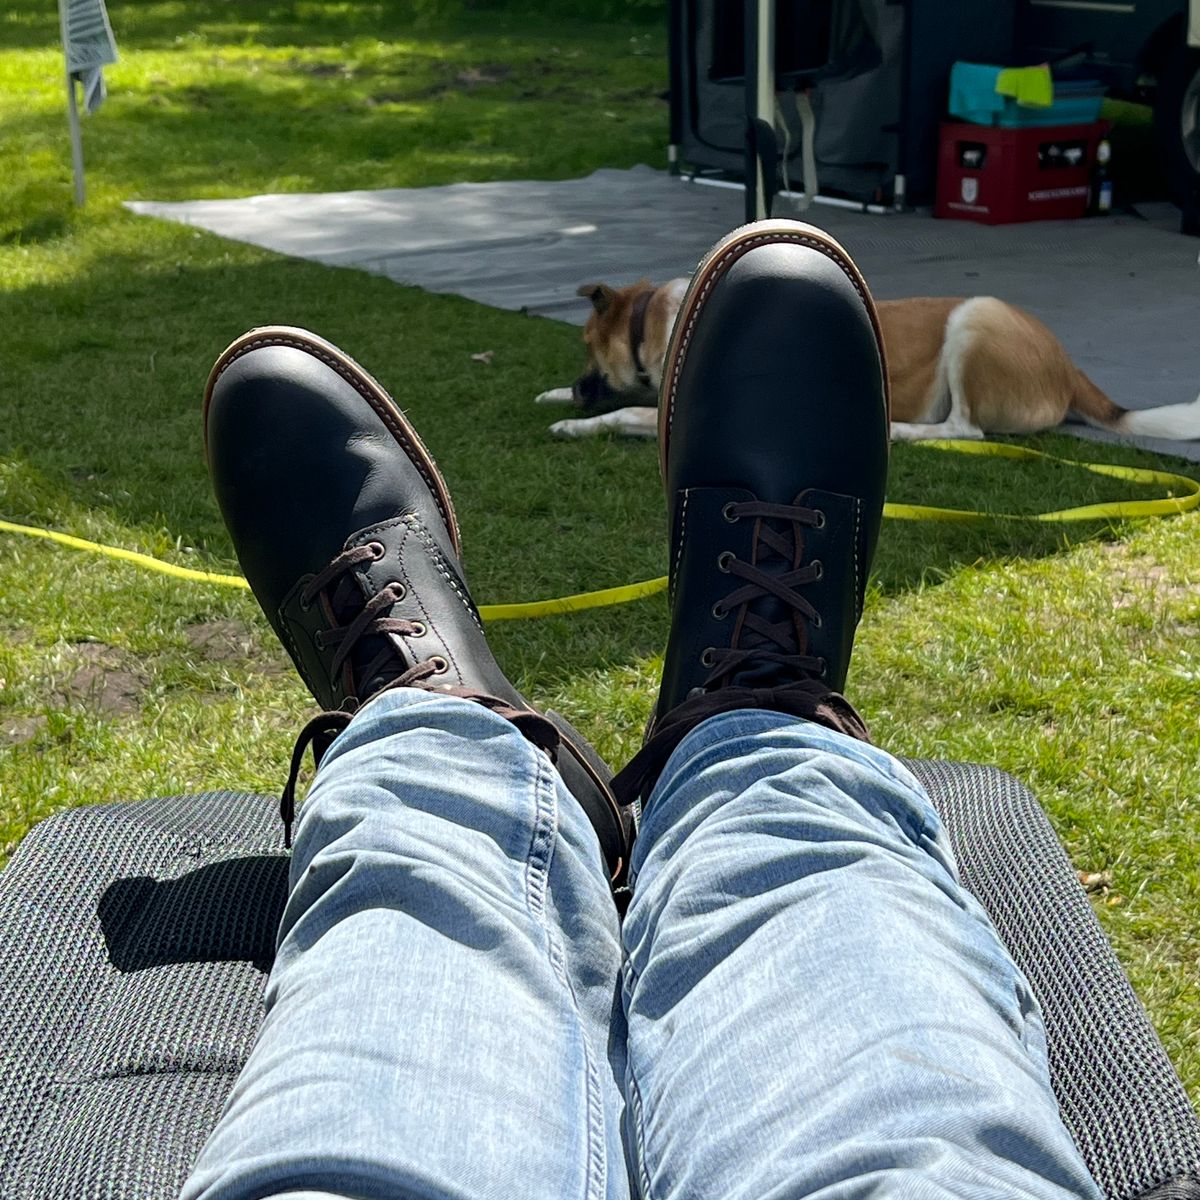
[317,688,537,774]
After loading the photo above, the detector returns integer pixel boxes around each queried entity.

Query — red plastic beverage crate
[935,120,1109,224]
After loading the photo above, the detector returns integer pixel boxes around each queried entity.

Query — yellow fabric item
[996,64,1054,108]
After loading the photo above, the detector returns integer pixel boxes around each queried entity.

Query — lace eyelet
[409,621,427,637]
[429,656,449,675]
[813,510,827,529]
[313,629,326,650]
[389,581,408,602]
[700,647,716,667]
[711,602,727,620]
[812,613,823,629]
[717,551,735,573]
[298,594,313,613]
[817,658,828,678]
[687,687,705,699]
[722,502,739,523]
[368,541,386,560]
[811,559,823,581]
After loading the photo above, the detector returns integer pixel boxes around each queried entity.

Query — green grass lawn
[2,0,1199,1100]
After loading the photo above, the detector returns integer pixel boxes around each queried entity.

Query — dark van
[1018,0,1200,204]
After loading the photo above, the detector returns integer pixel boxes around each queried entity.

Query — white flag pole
[57,0,86,207]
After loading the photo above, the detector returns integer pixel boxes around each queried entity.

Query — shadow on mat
[98,855,288,974]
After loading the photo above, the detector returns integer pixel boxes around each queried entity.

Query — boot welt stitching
[668,232,873,430]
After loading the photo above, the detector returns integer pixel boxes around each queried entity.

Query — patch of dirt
[186,619,256,661]
[185,620,289,677]
[1099,543,1194,608]
[455,65,510,88]
[54,641,149,716]
[370,62,513,105]
[1,715,48,747]
[299,62,354,78]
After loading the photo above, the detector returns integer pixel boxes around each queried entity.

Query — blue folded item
[948,62,1008,125]
[949,62,1105,128]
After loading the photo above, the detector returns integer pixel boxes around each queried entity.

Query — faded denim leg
[182,688,631,1200]
[623,710,1101,1200]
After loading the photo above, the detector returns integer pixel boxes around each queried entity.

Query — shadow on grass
[3,0,447,52]
[0,210,72,247]
[2,0,660,53]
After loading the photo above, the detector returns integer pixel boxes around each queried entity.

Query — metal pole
[668,0,685,174]
[755,0,774,212]
[743,0,774,222]
[57,0,86,207]
[743,0,759,222]
[65,76,86,207]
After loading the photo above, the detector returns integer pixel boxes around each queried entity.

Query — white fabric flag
[61,0,118,114]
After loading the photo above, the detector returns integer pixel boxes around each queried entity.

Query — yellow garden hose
[2,441,1197,621]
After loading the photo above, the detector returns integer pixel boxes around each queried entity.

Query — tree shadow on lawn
[3,0,475,53]
[4,237,1197,688]
[3,0,660,54]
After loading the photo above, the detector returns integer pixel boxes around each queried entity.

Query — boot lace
[278,541,451,846]
[300,542,427,688]
[611,500,865,806]
[700,500,827,688]
[280,540,563,846]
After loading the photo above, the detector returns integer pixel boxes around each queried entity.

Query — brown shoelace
[700,499,827,687]
[612,498,869,804]
[281,538,564,846]
[300,542,430,687]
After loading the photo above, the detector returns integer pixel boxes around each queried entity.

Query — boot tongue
[327,573,411,701]
[356,638,408,697]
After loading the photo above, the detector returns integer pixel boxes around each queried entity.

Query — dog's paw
[549,418,592,438]
[535,387,575,405]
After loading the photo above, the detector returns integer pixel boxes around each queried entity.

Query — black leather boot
[205,326,633,892]
[613,220,890,804]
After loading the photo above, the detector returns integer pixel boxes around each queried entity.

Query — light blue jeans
[182,689,1100,1200]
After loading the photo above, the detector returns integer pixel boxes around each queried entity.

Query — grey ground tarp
[127,166,1200,458]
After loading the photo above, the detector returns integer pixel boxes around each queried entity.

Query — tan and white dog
[537,280,1200,443]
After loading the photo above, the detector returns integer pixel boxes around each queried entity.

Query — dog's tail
[1070,369,1200,441]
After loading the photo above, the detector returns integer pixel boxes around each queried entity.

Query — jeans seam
[620,954,653,1200]
[524,749,608,1200]
[626,1042,653,1200]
